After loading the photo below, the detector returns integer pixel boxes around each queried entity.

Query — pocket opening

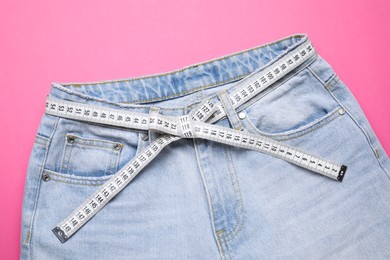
[59,132,124,178]
[42,168,111,186]
[241,105,342,141]
[238,68,342,140]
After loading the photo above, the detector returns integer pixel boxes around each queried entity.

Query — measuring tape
[45,40,347,243]
[206,41,316,124]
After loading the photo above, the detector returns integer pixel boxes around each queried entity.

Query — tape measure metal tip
[337,165,347,182]
[52,227,69,244]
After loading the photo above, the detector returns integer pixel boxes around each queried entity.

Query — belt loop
[148,106,161,144]
[217,90,243,131]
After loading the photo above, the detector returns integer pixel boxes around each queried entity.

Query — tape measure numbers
[207,41,315,124]
[45,40,347,243]
[52,135,180,243]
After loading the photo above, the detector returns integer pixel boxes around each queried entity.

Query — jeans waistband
[48,33,317,116]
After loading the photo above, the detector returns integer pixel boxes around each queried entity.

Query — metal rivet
[142,133,149,141]
[43,173,50,182]
[238,111,246,120]
[338,108,345,115]
[113,143,123,151]
[67,135,76,144]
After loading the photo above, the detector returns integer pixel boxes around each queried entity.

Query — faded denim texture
[20,33,390,259]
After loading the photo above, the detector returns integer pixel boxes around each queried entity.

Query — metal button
[42,173,50,182]
[113,143,123,151]
[338,108,345,115]
[142,133,149,141]
[238,111,246,119]
[67,135,76,144]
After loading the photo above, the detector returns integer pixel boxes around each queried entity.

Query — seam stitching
[45,176,107,186]
[66,133,124,146]
[235,54,319,116]
[58,35,305,86]
[112,146,121,175]
[64,142,122,151]
[27,115,60,256]
[60,134,68,173]
[65,142,74,174]
[51,37,309,105]
[192,138,226,260]
[219,235,233,260]
[243,106,341,141]
[218,145,245,241]
[43,169,111,182]
[309,72,390,180]
[52,84,202,111]
[323,74,338,90]
[276,113,341,141]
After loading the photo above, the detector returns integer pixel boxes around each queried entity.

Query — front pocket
[60,133,123,177]
[241,105,342,141]
[238,68,341,140]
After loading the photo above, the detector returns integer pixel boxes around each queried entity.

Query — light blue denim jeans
[20,33,390,259]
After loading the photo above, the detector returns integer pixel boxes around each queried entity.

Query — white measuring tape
[45,40,347,243]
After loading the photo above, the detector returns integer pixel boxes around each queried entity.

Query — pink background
[1,1,389,258]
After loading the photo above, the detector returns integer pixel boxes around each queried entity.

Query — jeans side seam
[27,115,60,258]
[308,72,390,181]
[24,137,51,245]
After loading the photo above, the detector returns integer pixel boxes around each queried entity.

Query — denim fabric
[20,33,390,259]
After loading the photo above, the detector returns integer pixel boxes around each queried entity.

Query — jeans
[20,33,390,259]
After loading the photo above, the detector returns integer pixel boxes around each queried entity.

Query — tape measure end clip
[52,227,69,244]
[337,165,347,182]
